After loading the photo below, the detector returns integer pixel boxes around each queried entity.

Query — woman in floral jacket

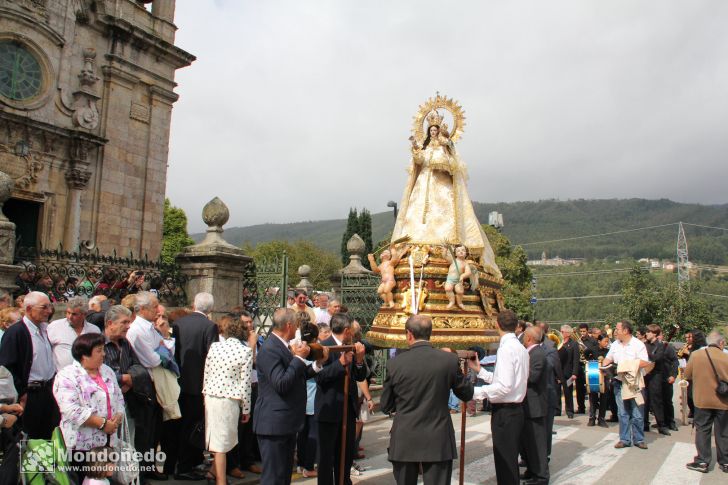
[53,333,125,475]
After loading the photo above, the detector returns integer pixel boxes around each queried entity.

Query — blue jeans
[448,390,461,410]
[614,380,645,445]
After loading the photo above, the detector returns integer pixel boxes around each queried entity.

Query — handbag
[112,415,140,485]
[20,427,73,485]
[704,347,728,397]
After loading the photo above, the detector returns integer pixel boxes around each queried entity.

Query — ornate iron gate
[246,253,288,336]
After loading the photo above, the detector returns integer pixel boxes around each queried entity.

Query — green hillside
[193,198,728,265]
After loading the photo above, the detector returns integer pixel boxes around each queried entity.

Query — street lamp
[387,200,398,221]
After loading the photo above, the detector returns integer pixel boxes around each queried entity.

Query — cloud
[167,0,728,232]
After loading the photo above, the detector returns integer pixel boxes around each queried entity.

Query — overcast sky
[167,0,728,233]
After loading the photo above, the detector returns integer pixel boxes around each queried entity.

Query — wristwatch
[98,417,107,430]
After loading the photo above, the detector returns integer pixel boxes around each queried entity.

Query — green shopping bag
[21,428,73,485]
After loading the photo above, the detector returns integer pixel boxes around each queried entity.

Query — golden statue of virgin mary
[367,94,506,348]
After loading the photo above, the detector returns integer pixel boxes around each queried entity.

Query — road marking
[649,442,697,485]
[454,426,581,485]
[548,433,620,485]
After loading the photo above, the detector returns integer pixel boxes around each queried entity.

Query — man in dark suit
[539,326,564,460]
[558,325,580,418]
[659,333,679,431]
[170,292,219,479]
[520,327,549,485]
[315,313,367,485]
[381,315,473,485]
[254,308,320,485]
[0,291,59,439]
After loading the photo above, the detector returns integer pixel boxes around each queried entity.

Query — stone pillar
[176,197,252,314]
[152,0,176,22]
[294,265,314,294]
[63,168,91,251]
[0,171,21,293]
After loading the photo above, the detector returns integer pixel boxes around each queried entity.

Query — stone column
[152,0,176,22]
[0,171,21,293]
[63,168,91,251]
[294,265,314,294]
[330,234,372,295]
[176,197,252,314]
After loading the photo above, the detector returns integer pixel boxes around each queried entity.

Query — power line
[535,294,622,301]
[698,292,728,299]
[533,267,648,278]
[517,223,678,247]
[682,223,728,232]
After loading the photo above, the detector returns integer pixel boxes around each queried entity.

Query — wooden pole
[459,359,467,485]
[339,366,350,485]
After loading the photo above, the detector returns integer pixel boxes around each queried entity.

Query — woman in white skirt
[203,314,253,485]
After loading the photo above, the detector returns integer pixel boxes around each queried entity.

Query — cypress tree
[358,208,373,268]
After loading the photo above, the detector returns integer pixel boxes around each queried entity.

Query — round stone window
[0,41,43,101]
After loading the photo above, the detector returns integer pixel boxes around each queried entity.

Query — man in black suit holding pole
[254,308,321,485]
[315,313,367,485]
[381,315,473,485]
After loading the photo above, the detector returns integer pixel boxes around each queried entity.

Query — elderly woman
[53,333,125,478]
[203,314,252,485]
[0,306,21,340]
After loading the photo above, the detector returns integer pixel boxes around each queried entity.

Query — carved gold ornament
[411,93,466,144]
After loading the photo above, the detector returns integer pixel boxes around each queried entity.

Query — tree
[619,265,661,328]
[341,208,359,264]
[161,198,194,265]
[358,209,373,269]
[656,281,712,340]
[248,240,341,290]
[482,225,534,319]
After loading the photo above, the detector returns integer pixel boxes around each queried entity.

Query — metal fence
[340,273,382,333]
[247,253,289,336]
[13,245,187,307]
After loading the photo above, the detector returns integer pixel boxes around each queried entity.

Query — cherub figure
[368,245,409,308]
[445,244,472,310]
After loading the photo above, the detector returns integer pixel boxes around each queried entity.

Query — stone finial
[202,197,229,230]
[0,171,13,223]
[186,197,238,251]
[295,265,313,293]
[340,233,371,275]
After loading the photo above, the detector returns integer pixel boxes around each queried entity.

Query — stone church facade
[0,0,194,259]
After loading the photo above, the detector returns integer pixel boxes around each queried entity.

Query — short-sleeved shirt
[606,336,649,374]
[47,318,101,370]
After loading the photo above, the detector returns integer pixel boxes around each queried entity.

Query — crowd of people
[1,286,727,485]
[0,287,377,485]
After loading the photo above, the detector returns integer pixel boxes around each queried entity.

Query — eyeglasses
[33,304,52,310]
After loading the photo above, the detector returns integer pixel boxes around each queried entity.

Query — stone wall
[0,0,194,258]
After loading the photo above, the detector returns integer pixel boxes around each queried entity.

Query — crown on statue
[426,110,444,127]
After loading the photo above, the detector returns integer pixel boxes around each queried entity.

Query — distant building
[1,0,194,258]
[527,251,585,267]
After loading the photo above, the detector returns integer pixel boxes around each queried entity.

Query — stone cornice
[101,17,196,70]
[149,86,178,105]
[0,110,107,148]
[104,54,175,89]
[101,64,140,87]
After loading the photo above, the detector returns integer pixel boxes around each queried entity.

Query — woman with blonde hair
[203,314,253,484]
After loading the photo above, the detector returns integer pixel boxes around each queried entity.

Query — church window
[0,41,43,101]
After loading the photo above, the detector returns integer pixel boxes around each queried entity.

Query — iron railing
[248,253,288,336]
[340,273,382,333]
[13,245,187,307]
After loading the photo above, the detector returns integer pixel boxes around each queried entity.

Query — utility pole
[677,222,689,284]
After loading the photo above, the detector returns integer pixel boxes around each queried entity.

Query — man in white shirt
[601,320,651,450]
[313,293,329,322]
[47,296,101,370]
[468,310,529,485]
[126,291,163,370]
[317,299,341,325]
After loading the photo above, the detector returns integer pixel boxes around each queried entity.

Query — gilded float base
[366,244,505,349]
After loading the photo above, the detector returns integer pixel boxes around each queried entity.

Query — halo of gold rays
[411,93,466,145]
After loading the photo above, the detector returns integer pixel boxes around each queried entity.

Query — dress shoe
[226,468,245,479]
[598,419,608,428]
[587,418,595,426]
[669,423,679,431]
[174,472,205,481]
[519,471,533,480]
[614,441,629,449]
[719,463,728,473]
[635,442,648,450]
[522,480,548,485]
[246,465,262,474]
[146,471,168,481]
[567,412,574,419]
[658,427,671,436]
[685,461,708,473]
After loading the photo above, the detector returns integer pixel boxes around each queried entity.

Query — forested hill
[192,199,728,264]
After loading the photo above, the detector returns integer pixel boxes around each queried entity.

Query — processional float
[366,94,507,349]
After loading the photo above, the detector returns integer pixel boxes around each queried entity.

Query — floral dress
[52,361,125,450]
